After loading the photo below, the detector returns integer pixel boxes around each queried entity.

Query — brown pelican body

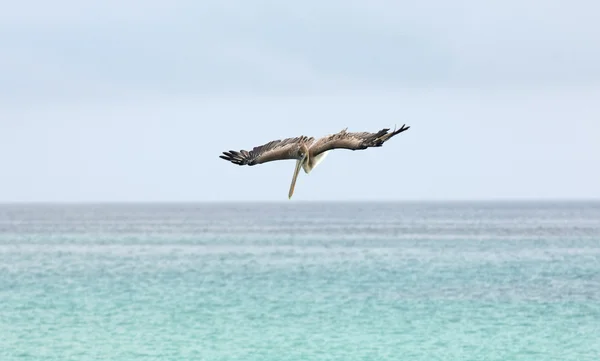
[219,124,410,199]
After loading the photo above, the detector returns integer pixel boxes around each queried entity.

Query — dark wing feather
[309,124,410,156]
[220,135,314,166]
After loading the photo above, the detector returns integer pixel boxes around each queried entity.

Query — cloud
[1,1,598,201]
[0,1,193,27]
[0,0,598,104]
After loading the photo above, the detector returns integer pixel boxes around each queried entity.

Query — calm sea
[1,201,599,360]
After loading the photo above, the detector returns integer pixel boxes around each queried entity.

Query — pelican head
[288,144,309,199]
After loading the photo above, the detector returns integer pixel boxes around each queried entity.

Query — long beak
[288,155,305,199]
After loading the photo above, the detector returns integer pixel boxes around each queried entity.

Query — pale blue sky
[1,0,599,201]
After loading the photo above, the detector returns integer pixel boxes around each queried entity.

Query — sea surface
[1,201,599,360]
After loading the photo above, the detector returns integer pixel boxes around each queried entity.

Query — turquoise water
[1,202,599,360]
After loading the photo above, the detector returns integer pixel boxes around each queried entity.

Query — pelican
[219,124,410,199]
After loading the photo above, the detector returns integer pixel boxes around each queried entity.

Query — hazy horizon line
[1,198,599,205]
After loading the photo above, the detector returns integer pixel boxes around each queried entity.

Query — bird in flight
[220,124,410,199]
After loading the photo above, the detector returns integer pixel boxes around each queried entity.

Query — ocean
[1,201,599,360]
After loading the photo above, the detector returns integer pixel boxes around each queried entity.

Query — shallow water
[1,202,599,360]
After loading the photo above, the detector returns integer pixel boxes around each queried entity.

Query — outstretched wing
[220,135,314,166]
[308,124,410,156]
